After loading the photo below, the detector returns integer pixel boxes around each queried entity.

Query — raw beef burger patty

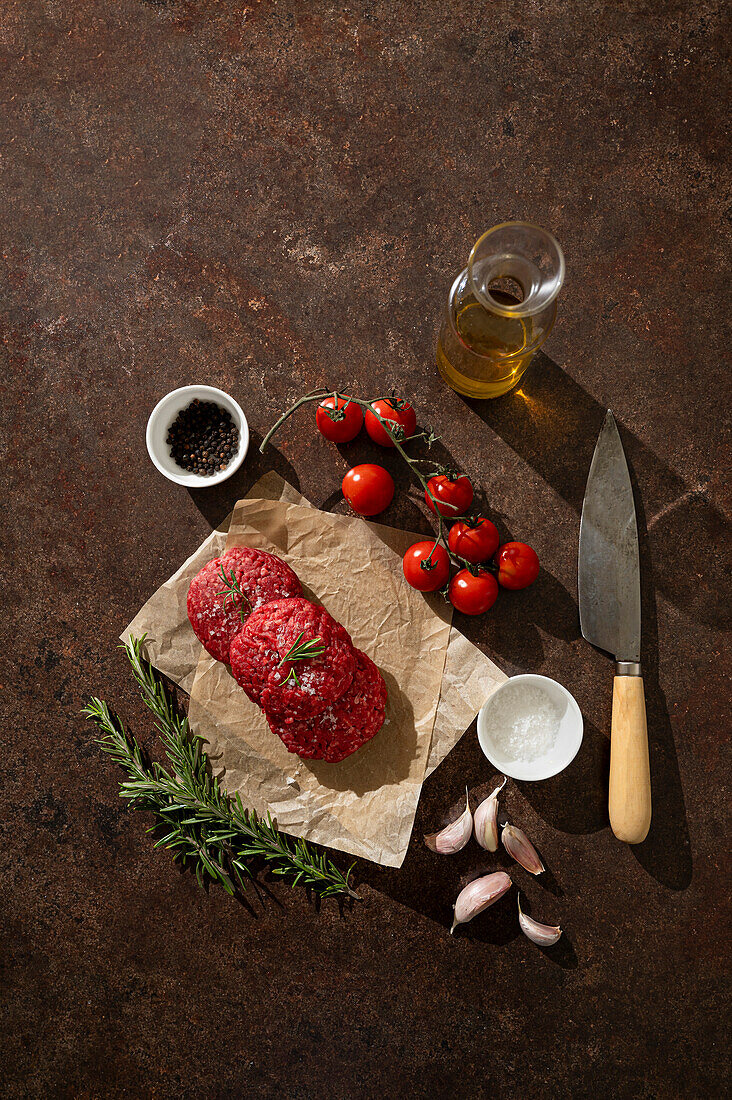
[187,547,302,663]
[229,597,355,720]
[266,648,387,763]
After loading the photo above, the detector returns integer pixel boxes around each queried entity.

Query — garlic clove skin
[473,775,507,851]
[424,787,472,854]
[501,823,545,875]
[518,895,562,947]
[450,871,512,933]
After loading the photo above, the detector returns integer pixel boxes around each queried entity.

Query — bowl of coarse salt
[477,674,583,781]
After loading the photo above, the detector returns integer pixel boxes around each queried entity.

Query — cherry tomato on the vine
[494,542,540,589]
[342,464,394,516]
[402,541,450,592]
[425,474,474,518]
[448,517,500,563]
[448,569,499,615]
[364,398,417,448]
[316,395,363,443]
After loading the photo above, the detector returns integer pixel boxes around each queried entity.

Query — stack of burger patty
[187,547,387,763]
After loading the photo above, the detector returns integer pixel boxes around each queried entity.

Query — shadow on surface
[462,355,697,888]
[517,891,578,970]
[186,359,698,897]
[187,429,301,528]
[628,456,692,890]
[461,350,730,630]
[461,567,581,673]
[358,355,698,927]
[355,740,578,946]
[518,720,610,836]
[305,669,416,796]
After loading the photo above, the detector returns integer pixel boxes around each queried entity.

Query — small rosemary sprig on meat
[82,636,357,900]
[277,632,326,687]
[216,564,251,622]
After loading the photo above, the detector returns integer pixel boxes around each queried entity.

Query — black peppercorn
[166,399,240,476]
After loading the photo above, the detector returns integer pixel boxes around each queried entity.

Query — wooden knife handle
[609,674,651,844]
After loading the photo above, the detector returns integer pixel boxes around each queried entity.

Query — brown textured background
[2,2,730,1097]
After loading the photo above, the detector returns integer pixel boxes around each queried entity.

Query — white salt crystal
[486,683,561,762]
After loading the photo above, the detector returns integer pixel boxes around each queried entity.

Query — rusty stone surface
[2,1,729,1096]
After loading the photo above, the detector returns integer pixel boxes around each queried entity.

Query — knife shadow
[627,457,692,890]
[459,353,695,889]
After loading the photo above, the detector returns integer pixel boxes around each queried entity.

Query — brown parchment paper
[121,472,506,865]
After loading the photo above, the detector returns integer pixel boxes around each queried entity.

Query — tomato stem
[260,389,476,571]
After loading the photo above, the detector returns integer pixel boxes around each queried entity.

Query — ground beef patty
[265,648,387,763]
[229,597,355,720]
[187,547,302,663]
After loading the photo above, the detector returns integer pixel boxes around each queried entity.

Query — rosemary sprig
[82,636,358,900]
[277,631,326,687]
[216,564,251,622]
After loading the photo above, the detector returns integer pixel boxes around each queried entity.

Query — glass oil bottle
[437,222,565,399]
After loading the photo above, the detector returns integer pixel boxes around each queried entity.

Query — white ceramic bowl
[146,385,249,488]
[477,674,583,781]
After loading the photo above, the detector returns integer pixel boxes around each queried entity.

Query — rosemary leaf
[216,565,252,622]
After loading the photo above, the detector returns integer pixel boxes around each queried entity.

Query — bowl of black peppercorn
[146,385,249,487]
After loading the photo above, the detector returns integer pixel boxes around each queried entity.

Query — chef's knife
[579,410,651,843]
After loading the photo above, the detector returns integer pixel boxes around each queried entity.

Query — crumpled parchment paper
[121,472,506,867]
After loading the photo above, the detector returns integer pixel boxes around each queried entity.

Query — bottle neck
[467,223,565,320]
[469,253,549,319]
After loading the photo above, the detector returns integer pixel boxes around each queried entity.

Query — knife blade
[578,410,641,662]
[579,410,651,844]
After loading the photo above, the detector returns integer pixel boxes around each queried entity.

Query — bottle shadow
[460,350,730,631]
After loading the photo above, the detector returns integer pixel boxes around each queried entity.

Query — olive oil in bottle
[437,223,564,399]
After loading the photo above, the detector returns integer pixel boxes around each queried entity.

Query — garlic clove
[425,787,472,854]
[450,871,512,933]
[518,895,562,947]
[473,775,507,851]
[501,823,545,874]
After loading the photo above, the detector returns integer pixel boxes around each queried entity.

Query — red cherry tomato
[448,518,500,564]
[316,395,363,443]
[448,569,499,615]
[364,398,417,448]
[425,474,474,518]
[342,464,395,516]
[402,541,451,592]
[494,542,540,589]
